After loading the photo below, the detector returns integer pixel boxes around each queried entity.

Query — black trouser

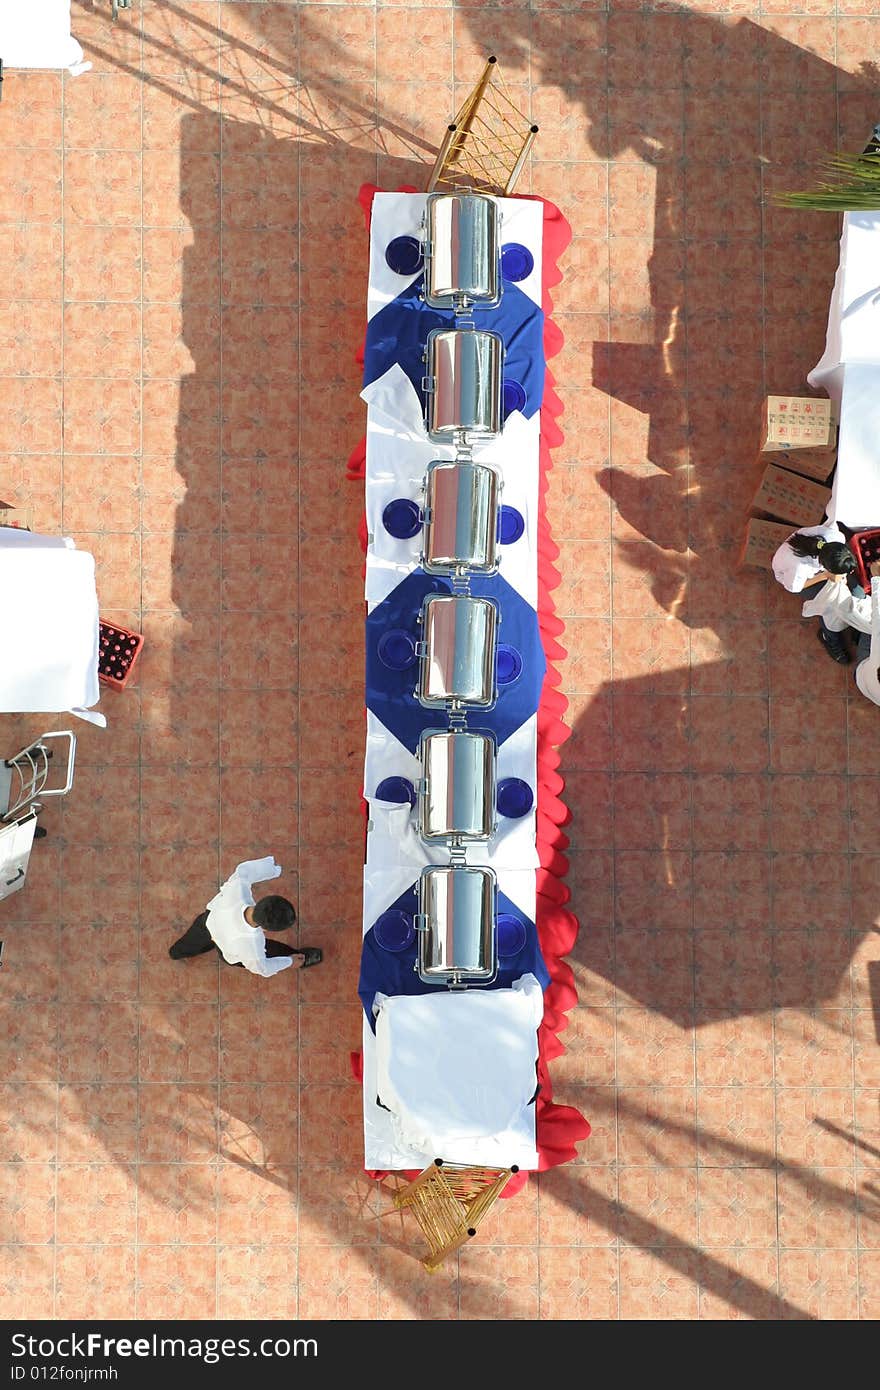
[170,911,297,962]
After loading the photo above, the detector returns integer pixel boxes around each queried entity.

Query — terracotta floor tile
[618,1246,699,1321]
[0,376,63,453]
[136,1245,217,1320]
[57,1085,138,1165]
[0,1162,56,1243]
[777,1249,859,1322]
[699,1168,778,1249]
[774,1009,855,1088]
[139,1083,219,1163]
[778,1168,858,1249]
[614,927,693,1013]
[618,1167,698,1248]
[142,226,219,303]
[694,930,773,1016]
[0,1246,55,1319]
[138,1164,219,1245]
[56,1164,137,1244]
[538,1244,618,1320]
[537,1164,617,1247]
[0,149,62,224]
[697,1087,776,1169]
[216,1161,297,1245]
[697,1246,782,1321]
[695,1013,775,1089]
[60,924,139,1002]
[0,1002,58,1084]
[458,1247,539,1321]
[217,1244,298,1320]
[55,1245,136,1318]
[614,850,692,934]
[138,1002,219,1084]
[693,851,771,933]
[616,1086,697,1167]
[297,1246,379,1320]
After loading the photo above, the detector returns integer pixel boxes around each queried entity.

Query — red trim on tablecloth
[350,187,589,1194]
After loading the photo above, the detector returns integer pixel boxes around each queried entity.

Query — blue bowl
[382,497,421,540]
[497,777,534,819]
[498,505,525,546]
[501,242,534,283]
[374,910,416,952]
[385,235,424,277]
[503,378,527,417]
[375,776,416,807]
[378,629,417,671]
[497,643,523,686]
[497,914,528,958]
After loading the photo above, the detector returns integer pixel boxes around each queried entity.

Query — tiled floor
[0,0,878,1320]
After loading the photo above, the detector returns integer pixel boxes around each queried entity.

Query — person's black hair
[252,896,296,932]
[787,532,855,574]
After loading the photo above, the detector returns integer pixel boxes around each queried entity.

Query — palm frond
[774,151,880,211]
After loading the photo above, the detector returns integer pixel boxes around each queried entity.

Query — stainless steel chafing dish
[416,864,497,986]
[422,459,499,576]
[416,593,498,709]
[423,192,501,312]
[423,328,503,443]
[418,729,496,844]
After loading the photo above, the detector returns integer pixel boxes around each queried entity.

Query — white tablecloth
[367,973,542,1168]
[0,1,87,72]
[809,211,880,527]
[0,530,102,720]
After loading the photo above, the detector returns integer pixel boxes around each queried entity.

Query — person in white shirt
[772,522,860,663]
[854,561,880,706]
[168,856,322,977]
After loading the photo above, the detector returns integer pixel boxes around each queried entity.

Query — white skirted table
[809,211,880,528]
[0,529,103,723]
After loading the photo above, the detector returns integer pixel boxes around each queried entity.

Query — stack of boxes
[741,396,837,569]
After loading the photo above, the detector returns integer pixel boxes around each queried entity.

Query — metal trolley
[0,731,76,904]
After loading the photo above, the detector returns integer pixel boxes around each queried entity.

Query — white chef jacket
[855,583,880,707]
[205,856,292,977]
[771,521,846,593]
[801,578,873,634]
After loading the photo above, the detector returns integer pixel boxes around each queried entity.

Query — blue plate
[374,909,416,952]
[382,497,421,539]
[497,643,523,686]
[385,235,424,276]
[498,505,525,546]
[497,777,534,818]
[375,776,416,807]
[497,913,527,958]
[501,242,534,283]
[503,378,527,417]
[378,629,417,671]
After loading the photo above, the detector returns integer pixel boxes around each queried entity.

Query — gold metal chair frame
[427,56,539,197]
[388,1159,518,1272]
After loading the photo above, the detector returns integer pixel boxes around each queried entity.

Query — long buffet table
[809,211,880,527]
[350,189,589,1185]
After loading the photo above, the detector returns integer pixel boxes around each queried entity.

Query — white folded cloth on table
[0,530,102,722]
[373,972,543,1164]
[0,1,87,72]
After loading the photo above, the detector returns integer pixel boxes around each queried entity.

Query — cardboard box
[0,507,31,530]
[740,517,795,570]
[761,448,834,484]
[761,395,836,453]
[752,462,832,527]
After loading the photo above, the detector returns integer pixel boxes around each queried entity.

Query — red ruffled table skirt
[348,187,590,1196]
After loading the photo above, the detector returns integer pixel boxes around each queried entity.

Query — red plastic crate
[98,620,144,689]
[849,530,880,595]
